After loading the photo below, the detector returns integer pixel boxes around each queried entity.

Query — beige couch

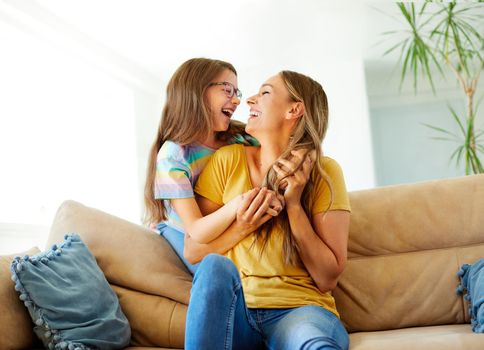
[1,174,483,349]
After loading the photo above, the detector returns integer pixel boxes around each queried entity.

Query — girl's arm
[170,194,245,244]
[172,184,281,245]
[275,151,349,293]
[183,188,280,264]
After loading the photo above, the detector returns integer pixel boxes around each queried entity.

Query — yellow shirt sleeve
[311,157,351,215]
[194,145,236,206]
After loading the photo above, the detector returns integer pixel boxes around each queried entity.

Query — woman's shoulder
[313,156,350,212]
[214,143,245,157]
[207,144,248,170]
[317,156,345,180]
[320,156,341,168]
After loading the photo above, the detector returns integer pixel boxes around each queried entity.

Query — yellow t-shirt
[195,144,350,316]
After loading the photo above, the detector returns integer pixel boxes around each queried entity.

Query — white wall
[0,2,160,253]
[366,62,484,186]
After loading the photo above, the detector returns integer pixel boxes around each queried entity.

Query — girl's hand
[235,187,283,235]
[273,149,316,207]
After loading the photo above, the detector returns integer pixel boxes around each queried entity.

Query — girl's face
[206,69,241,132]
[245,74,293,137]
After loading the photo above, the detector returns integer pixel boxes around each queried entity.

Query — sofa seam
[167,301,176,348]
[109,283,188,306]
[348,241,484,261]
[454,248,467,323]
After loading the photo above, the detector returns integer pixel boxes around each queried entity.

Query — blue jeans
[185,254,349,350]
[156,223,198,274]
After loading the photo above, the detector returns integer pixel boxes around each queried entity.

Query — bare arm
[170,195,242,244]
[183,220,252,264]
[275,150,349,293]
[184,188,281,264]
[287,207,349,292]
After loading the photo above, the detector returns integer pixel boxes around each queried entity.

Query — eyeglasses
[208,81,242,99]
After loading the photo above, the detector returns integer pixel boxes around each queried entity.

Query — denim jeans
[156,222,198,274]
[185,254,349,350]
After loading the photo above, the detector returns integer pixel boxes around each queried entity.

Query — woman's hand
[273,149,316,207]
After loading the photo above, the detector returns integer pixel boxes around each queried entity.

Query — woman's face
[205,69,241,132]
[245,74,293,137]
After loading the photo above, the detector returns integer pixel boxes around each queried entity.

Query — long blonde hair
[144,58,243,225]
[255,70,333,265]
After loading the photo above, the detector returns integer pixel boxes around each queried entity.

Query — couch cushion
[336,175,484,332]
[335,238,484,332]
[10,234,131,349]
[349,324,483,350]
[334,248,466,332]
[347,175,484,258]
[46,200,193,305]
[0,247,40,350]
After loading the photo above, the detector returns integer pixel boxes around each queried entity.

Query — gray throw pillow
[10,234,131,350]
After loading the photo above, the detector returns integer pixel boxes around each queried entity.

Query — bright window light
[0,18,140,254]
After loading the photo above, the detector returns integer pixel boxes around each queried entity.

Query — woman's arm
[287,207,349,293]
[184,188,281,264]
[275,150,349,293]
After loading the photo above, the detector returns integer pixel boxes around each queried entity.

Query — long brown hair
[255,70,334,265]
[144,58,240,225]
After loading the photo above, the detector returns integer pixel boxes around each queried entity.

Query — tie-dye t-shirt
[154,135,258,232]
[154,141,215,232]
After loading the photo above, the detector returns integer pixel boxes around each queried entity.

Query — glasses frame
[208,81,242,99]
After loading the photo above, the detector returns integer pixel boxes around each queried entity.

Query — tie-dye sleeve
[154,147,193,199]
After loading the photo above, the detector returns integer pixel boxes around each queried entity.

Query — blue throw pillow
[10,234,131,350]
[456,258,484,333]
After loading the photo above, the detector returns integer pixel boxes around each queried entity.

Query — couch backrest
[333,174,484,332]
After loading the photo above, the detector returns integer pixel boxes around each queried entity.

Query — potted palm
[383,2,484,174]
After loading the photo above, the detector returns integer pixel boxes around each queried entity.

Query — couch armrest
[47,200,192,305]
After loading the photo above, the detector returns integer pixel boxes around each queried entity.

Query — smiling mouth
[249,111,261,118]
[222,109,233,118]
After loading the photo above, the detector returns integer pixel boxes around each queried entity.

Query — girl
[186,71,351,349]
[144,58,282,274]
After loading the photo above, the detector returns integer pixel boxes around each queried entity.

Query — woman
[185,71,351,349]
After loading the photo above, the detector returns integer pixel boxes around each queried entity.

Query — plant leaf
[447,104,466,136]
[421,122,459,138]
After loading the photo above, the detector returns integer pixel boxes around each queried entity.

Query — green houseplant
[384,1,484,174]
